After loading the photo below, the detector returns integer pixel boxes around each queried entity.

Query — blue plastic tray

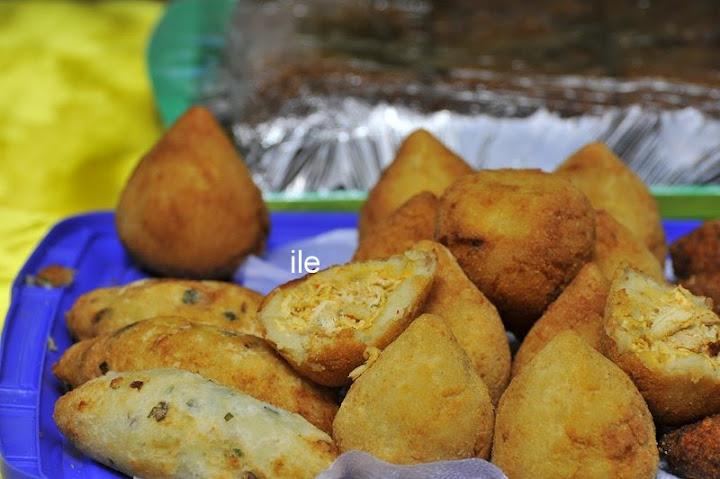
[0,212,702,478]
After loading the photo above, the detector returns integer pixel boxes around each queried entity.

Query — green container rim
[148,0,720,218]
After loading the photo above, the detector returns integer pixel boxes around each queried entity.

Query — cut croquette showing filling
[608,269,720,376]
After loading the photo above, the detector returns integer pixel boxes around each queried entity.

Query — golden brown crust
[53,316,337,433]
[116,106,269,279]
[65,278,263,340]
[671,220,720,279]
[660,414,720,479]
[415,241,510,404]
[436,169,596,335]
[358,129,472,239]
[512,262,609,377]
[332,314,494,463]
[492,332,658,479]
[353,191,438,262]
[594,210,664,282]
[556,142,666,263]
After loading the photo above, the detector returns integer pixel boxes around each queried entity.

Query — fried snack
[492,332,658,479]
[259,247,437,386]
[333,314,494,463]
[436,169,595,335]
[54,369,336,479]
[681,272,720,315]
[512,262,609,377]
[66,278,263,340]
[353,191,438,262]
[602,268,720,425]
[414,240,510,403]
[116,106,269,279]
[660,414,720,479]
[594,209,664,282]
[555,142,666,262]
[670,220,720,278]
[358,129,472,239]
[53,316,337,433]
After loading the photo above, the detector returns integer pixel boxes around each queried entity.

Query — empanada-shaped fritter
[66,278,263,340]
[53,316,337,433]
[602,268,720,425]
[333,314,494,463]
[259,247,436,386]
[493,332,658,479]
[54,368,337,479]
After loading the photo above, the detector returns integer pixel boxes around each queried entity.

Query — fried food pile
[53,122,720,478]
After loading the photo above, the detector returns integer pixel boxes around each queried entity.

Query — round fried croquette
[595,210,664,283]
[333,314,494,463]
[660,414,720,479]
[555,142,666,263]
[116,106,269,279]
[358,129,472,239]
[436,169,596,335]
[512,262,609,378]
[353,191,438,262]
[671,220,720,279]
[492,332,658,479]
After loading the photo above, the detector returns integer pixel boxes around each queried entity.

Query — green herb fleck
[223,311,237,321]
[186,399,197,408]
[233,448,243,458]
[182,289,200,305]
[99,361,109,374]
[148,401,169,422]
[224,412,234,422]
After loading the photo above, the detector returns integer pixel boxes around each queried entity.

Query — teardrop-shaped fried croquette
[259,247,437,386]
[556,142,666,263]
[493,332,658,479]
[512,262,609,378]
[358,129,472,239]
[415,240,510,404]
[53,316,337,433]
[353,191,438,262]
[436,169,596,335]
[602,268,720,425]
[333,314,494,463]
[594,210,664,282]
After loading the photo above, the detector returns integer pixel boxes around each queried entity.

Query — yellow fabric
[0,1,163,324]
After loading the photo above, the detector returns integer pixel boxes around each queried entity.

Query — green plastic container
[147,0,720,218]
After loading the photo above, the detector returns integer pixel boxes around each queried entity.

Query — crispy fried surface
[660,414,720,479]
[259,248,437,386]
[333,314,494,463]
[555,142,666,263]
[512,262,609,377]
[671,220,720,279]
[353,191,438,262]
[594,210,664,282]
[116,106,269,279]
[682,272,720,315]
[602,268,720,425]
[492,332,658,479]
[54,369,336,479]
[53,316,337,433]
[358,129,471,239]
[415,241,510,404]
[436,169,596,335]
[66,278,263,340]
